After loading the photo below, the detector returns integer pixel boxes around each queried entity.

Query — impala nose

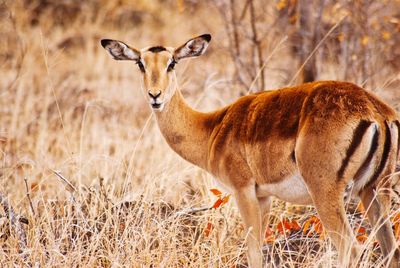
[148,91,161,100]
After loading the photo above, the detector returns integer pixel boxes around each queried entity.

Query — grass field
[1,1,400,267]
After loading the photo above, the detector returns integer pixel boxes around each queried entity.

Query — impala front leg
[259,196,272,237]
[235,184,263,268]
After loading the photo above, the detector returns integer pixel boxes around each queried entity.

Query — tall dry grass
[0,0,399,267]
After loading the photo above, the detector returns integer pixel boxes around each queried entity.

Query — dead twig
[0,214,29,225]
[0,193,28,255]
[51,169,77,192]
[176,206,213,215]
[51,170,93,232]
[23,177,36,216]
[99,177,114,207]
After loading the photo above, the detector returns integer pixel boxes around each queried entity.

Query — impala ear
[174,34,211,61]
[100,39,140,61]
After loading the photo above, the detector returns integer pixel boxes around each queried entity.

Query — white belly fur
[256,172,313,205]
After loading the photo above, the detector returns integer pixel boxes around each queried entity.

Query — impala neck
[154,86,211,170]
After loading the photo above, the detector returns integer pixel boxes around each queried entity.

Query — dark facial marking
[148,46,166,53]
[167,59,177,72]
[136,60,145,72]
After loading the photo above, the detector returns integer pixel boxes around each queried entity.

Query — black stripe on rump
[365,121,392,189]
[338,120,372,179]
[395,120,400,157]
[353,124,379,182]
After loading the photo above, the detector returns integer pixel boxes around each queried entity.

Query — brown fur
[158,80,400,267]
[101,36,400,268]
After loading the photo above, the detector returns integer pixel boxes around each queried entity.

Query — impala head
[100,34,211,111]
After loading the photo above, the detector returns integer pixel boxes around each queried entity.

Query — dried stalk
[0,193,28,254]
[216,0,268,92]
[298,0,317,83]
[249,0,265,90]
[216,0,249,90]
[0,214,28,225]
[176,206,213,215]
[230,0,240,57]
[289,16,345,85]
[99,177,114,207]
[23,177,36,216]
[51,170,92,231]
[52,169,77,193]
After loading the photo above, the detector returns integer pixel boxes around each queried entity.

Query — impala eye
[167,59,177,72]
[136,60,145,72]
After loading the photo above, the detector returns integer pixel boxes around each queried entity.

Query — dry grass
[1,0,400,267]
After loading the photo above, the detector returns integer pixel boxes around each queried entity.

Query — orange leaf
[392,212,400,223]
[284,220,292,229]
[265,227,274,237]
[204,222,214,237]
[357,234,368,243]
[31,182,39,192]
[356,202,366,214]
[221,195,230,205]
[210,188,222,197]
[303,220,312,235]
[357,226,366,235]
[392,214,400,240]
[308,215,320,223]
[302,216,324,236]
[302,216,318,235]
[277,219,292,235]
[212,198,223,209]
[277,221,285,235]
[394,225,400,241]
[314,222,324,234]
[264,227,275,243]
[290,220,301,231]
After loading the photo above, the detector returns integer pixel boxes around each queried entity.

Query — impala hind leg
[235,185,263,268]
[308,184,361,266]
[360,186,400,268]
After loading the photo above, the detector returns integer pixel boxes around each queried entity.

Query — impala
[101,34,400,267]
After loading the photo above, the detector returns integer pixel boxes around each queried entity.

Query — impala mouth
[151,103,163,110]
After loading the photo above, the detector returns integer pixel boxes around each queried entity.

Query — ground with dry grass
[1,1,400,267]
